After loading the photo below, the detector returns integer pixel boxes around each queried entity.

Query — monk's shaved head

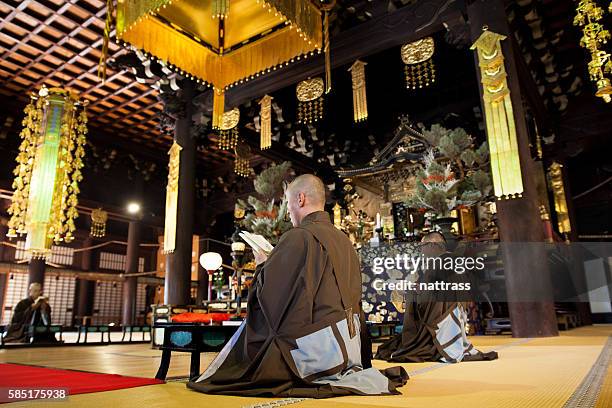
[286,174,326,207]
[420,231,446,257]
[285,174,326,226]
[28,282,42,298]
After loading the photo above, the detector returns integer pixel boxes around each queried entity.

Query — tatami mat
[1,325,610,407]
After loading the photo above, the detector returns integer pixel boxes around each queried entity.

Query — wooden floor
[0,325,610,408]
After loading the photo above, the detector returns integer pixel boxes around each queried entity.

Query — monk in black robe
[3,282,57,344]
[375,232,497,363]
[188,175,408,398]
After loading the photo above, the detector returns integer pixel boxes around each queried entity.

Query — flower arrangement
[236,161,293,243]
[408,124,492,217]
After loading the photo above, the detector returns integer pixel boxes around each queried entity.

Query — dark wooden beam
[226,0,461,107]
[509,32,552,134]
[241,127,336,182]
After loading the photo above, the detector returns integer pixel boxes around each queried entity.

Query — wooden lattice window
[42,273,75,326]
[1,272,28,325]
[99,251,145,272]
[92,281,123,325]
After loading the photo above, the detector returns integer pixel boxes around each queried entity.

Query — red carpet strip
[0,363,164,403]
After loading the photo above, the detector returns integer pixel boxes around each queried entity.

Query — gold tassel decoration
[97,0,114,82]
[212,0,229,19]
[90,208,108,238]
[401,37,436,90]
[234,143,252,177]
[116,0,323,90]
[218,107,240,150]
[259,95,273,150]
[212,88,225,130]
[7,86,87,258]
[471,28,524,199]
[296,77,325,124]
[321,3,334,94]
[7,96,42,238]
[164,141,182,254]
[348,60,368,122]
[573,0,612,103]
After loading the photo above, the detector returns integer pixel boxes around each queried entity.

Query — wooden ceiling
[0,0,303,168]
[0,0,172,148]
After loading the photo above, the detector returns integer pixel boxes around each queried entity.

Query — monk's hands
[253,249,268,266]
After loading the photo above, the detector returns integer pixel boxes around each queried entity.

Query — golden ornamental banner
[471,29,523,199]
[163,141,182,254]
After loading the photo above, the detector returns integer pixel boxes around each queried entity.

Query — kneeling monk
[188,175,408,398]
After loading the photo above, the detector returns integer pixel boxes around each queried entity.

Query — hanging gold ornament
[348,60,368,122]
[7,85,88,258]
[471,28,523,199]
[212,88,225,131]
[164,141,182,254]
[234,143,252,177]
[333,202,342,229]
[116,0,324,107]
[97,0,115,82]
[218,107,240,150]
[401,37,436,90]
[90,208,108,238]
[296,77,325,124]
[547,162,571,235]
[259,95,273,150]
[321,1,335,94]
[573,0,612,103]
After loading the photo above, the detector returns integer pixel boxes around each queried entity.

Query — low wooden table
[367,321,399,341]
[153,322,240,380]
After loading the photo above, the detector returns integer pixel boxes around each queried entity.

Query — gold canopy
[117,0,323,93]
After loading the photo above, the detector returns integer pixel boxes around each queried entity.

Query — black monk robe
[3,297,56,343]
[188,211,408,398]
[375,254,497,363]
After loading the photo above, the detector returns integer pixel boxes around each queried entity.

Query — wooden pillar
[0,219,8,262]
[468,0,558,337]
[74,237,96,324]
[122,220,140,325]
[165,80,196,305]
[196,243,208,304]
[559,160,592,325]
[196,269,209,304]
[28,258,46,289]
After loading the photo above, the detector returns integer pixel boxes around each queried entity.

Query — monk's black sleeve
[10,299,31,325]
[257,228,309,330]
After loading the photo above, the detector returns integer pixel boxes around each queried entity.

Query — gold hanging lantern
[90,208,108,238]
[471,28,523,199]
[164,141,182,254]
[218,107,240,150]
[234,143,252,177]
[296,77,325,124]
[573,0,612,103]
[259,95,273,150]
[7,86,88,259]
[401,37,436,90]
[116,0,324,127]
[348,60,368,122]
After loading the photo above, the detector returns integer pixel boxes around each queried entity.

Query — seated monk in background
[3,282,57,344]
[375,232,497,363]
[188,174,407,398]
